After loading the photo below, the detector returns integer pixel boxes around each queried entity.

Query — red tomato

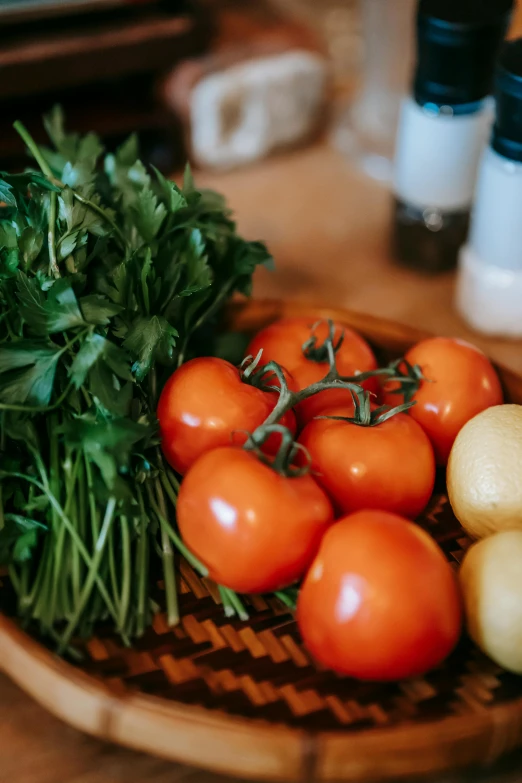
[177,447,334,593]
[246,317,379,425]
[297,510,462,680]
[157,357,297,475]
[298,403,435,518]
[382,337,503,464]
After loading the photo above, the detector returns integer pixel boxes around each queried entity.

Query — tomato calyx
[384,358,429,403]
[302,319,344,364]
[301,319,417,388]
[239,350,280,392]
[243,424,312,477]
[317,387,416,427]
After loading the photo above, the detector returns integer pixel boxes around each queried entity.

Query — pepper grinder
[391,0,513,274]
[457,39,522,336]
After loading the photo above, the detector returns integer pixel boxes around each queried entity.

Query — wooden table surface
[3,143,522,783]
[201,143,522,374]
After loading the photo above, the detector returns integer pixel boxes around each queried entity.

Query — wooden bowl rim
[2,299,522,782]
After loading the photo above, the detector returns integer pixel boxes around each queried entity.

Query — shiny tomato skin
[177,447,334,593]
[298,404,435,518]
[382,337,503,465]
[157,357,296,475]
[246,317,379,424]
[297,510,462,680]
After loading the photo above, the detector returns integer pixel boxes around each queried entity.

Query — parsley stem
[21,532,50,614]
[108,523,119,617]
[275,590,298,611]
[48,191,60,278]
[155,480,179,627]
[136,486,149,637]
[72,457,86,608]
[155,456,208,577]
[219,586,249,622]
[13,121,53,178]
[46,414,62,625]
[161,515,208,578]
[84,455,111,624]
[62,449,83,616]
[8,564,21,596]
[218,586,235,618]
[58,496,117,653]
[145,480,179,626]
[166,467,181,493]
[119,515,131,632]
[5,467,122,632]
[159,472,178,509]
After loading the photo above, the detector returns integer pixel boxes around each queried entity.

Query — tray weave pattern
[77,489,522,732]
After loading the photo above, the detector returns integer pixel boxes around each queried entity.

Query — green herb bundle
[0,108,272,652]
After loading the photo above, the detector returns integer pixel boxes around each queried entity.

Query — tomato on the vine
[157,357,297,475]
[177,446,334,593]
[297,510,462,681]
[246,317,379,424]
[382,337,503,464]
[298,403,435,518]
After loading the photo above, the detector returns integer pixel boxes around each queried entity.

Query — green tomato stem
[259,346,364,430]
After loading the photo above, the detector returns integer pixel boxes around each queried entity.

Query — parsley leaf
[0,222,18,250]
[0,341,61,405]
[17,274,85,333]
[179,228,212,296]
[152,166,187,213]
[0,179,16,208]
[79,294,122,326]
[0,170,61,194]
[69,332,132,389]
[123,315,178,380]
[0,514,46,565]
[131,189,167,243]
[18,227,44,268]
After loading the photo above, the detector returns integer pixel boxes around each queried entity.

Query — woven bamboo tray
[2,298,522,783]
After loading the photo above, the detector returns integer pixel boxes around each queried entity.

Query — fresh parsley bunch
[0,108,272,652]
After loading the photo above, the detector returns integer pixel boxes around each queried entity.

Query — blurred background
[0,0,521,366]
[4,4,522,783]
